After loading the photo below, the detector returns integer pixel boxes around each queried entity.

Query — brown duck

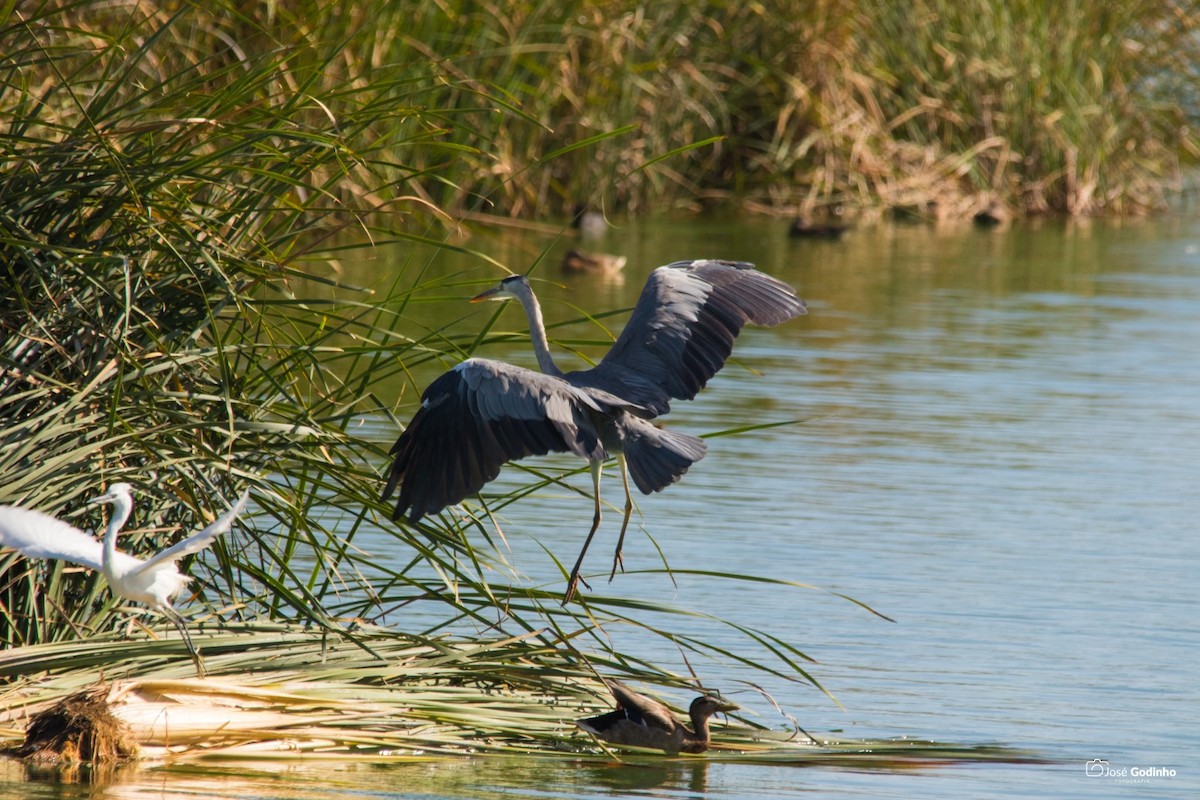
[788,216,847,239]
[561,249,627,274]
[576,680,737,754]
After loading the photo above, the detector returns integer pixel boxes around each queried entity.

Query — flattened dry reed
[0,626,1043,767]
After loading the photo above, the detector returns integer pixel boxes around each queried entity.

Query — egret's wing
[574,259,806,416]
[0,505,105,570]
[132,489,251,576]
[383,358,614,522]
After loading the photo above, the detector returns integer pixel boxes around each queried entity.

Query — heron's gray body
[382,259,805,600]
[387,358,709,521]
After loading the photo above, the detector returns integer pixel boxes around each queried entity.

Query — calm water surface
[6,215,1197,798]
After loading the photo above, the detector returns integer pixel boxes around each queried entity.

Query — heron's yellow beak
[470,285,507,303]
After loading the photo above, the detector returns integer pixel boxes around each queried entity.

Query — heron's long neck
[101,497,132,577]
[519,288,563,377]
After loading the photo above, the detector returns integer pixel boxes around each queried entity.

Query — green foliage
[0,0,415,644]
[265,0,1194,217]
[7,0,1192,228]
[0,623,1041,764]
[862,0,1200,214]
[0,1,842,707]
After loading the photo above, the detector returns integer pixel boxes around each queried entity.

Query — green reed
[9,0,1191,228]
[4,0,1189,756]
[861,0,1199,215]
[1,2,867,719]
[221,0,1196,217]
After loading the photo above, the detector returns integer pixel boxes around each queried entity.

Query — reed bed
[0,624,1038,768]
[0,0,1112,767]
[1,1,849,760]
[336,0,1198,218]
[861,0,1200,216]
[9,1,1193,227]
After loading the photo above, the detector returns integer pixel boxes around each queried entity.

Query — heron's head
[470,274,529,303]
[88,482,133,507]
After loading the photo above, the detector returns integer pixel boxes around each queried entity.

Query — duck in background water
[561,249,627,275]
[788,215,847,239]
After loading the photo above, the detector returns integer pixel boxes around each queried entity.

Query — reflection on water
[6,216,1197,799]
[1,754,730,800]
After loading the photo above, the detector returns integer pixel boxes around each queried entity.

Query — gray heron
[0,483,250,676]
[576,680,738,754]
[382,259,806,603]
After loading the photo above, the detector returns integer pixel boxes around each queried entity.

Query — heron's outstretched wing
[573,260,806,415]
[0,505,106,570]
[383,358,616,522]
[133,489,251,576]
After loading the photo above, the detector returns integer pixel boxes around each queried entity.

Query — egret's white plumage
[0,504,141,572]
[0,482,250,676]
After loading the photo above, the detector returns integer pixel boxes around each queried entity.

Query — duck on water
[576,680,738,754]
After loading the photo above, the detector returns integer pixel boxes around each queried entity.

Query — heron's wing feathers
[605,680,679,731]
[580,259,806,415]
[383,358,611,522]
[0,505,107,570]
[132,489,251,575]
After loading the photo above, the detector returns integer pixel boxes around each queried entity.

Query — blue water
[5,216,1197,798]
[431,217,1199,798]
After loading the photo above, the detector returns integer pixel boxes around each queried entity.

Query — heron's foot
[608,549,625,582]
[561,580,577,605]
[561,573,592,605]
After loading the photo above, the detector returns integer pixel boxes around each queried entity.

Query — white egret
[0,483,250,677]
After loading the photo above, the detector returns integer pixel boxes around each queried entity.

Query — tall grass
[0,2,852,726]
[15,0,1182,225]
[219,0,1195,218]
[4,0,1177,759]
[861,0,1200,215]
[0,1,415,643]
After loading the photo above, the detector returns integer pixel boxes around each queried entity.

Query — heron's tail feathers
[622,420,708,494]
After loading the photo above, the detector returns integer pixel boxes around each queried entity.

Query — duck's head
[690,695,738,719]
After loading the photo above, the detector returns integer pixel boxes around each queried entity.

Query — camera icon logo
[1085,759,1109,777]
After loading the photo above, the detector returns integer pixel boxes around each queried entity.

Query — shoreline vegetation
[5,2,1196,230]
[0,623,1041,769]
[0,0,1193,767]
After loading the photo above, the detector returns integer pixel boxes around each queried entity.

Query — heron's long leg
[164,606,206,678]
[563,460,604,604]
[609,454,634,581]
